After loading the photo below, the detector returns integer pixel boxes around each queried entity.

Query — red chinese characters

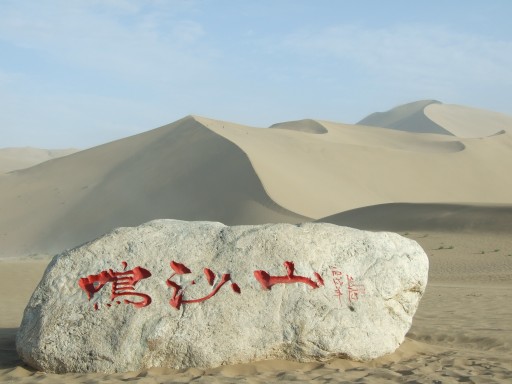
[78,261,152,310]
[254,261,324,290]
[329,266,365,304]
[78,260,365,311]
[166,261,241,310]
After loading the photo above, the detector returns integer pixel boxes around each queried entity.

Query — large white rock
[17,220,428,373]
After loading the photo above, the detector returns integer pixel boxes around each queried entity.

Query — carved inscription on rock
[78,259,365,311]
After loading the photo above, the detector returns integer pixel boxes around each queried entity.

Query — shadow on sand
[0,328,24,369]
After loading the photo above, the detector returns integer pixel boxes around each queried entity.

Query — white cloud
[284,24,512,91]
[171,20,204,44]
[0,0,212,83]
[0,83,178,148]
[0,0,214,147]
[1,2,511,147]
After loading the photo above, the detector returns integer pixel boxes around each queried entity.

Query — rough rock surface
[17,220,428,373]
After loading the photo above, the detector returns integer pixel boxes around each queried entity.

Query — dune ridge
[0,116,306,258]
[357,99,451,135]
[0,147,79,173]
[269,118,328,134]
[357,99,512,139]
[3,104,512,257]
[425,103,512,138]
[201,114,512,219]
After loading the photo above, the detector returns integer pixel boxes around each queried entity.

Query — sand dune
[357,99,451,135]
[357,99,512,139]
[425,103,512,138]
[0,147,78,173]
[0,116,305,258]
[319,203,512,233]
[2,104,512,257]
[201,114,512,219]
[269,118,328,134]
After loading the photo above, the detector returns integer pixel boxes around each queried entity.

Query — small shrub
[435,245,454,250]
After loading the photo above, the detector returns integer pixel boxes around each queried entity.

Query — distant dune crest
[269,119,328,134]
[357,100,511,138]
[0,147,79,173]
[424,103,512,138]
[357,100,449,135]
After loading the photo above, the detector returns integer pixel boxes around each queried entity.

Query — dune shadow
[0,328,24,369]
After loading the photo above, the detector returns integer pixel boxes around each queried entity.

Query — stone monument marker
[17,220,429,373]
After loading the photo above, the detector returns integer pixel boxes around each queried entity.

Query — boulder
[17,220,428,373]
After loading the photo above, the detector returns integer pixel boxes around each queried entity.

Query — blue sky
[1,0,511,148]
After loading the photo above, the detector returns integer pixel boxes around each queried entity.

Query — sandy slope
[0,147,78,173]
[2,229,511,382]
[425,103,512,138]
[357,99,450,135]
[270,118,328,134]
[319,203,512,233]
[357,99,512,139]
[0,116,305,258]
[200,115,512,219]
[2,104,512,257]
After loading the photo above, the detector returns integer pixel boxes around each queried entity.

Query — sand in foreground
[1,232,511,383]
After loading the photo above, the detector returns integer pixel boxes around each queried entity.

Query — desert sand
[0,147,78,173]
[1,100,511,382]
